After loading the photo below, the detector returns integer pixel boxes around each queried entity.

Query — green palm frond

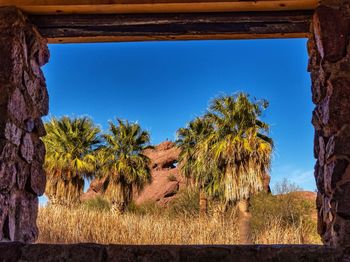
[101,118,152,210]
[176,93,273,204]
[43,116,102,205]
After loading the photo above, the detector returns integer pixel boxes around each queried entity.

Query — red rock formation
[83,141,271,206]
[135,141,185,206]
[80,178,106,202]
[82,141,185,206]
[287,191,317,202]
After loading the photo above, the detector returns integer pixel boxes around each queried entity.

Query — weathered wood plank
[0,0,315,4]
[29,11,312,43]
[1,0,318,15]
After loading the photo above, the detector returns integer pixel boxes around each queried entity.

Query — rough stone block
[334,182,350,219]
[0,163,16,192]
[8,191,38,243]
[0,141,18,162]
[16,160,30,191]
[28,162,46,196]
[0,37,24,85]
[7,89,28,125]
[0,194,9,241]
[20,133,34,164]
[326,126,350,159]
[0,6,49,243]
[313,6,349,62]
[332,215,350,248]
[324,159,349,193]
[4,122,22,146]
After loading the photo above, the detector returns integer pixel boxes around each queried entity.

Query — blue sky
[42,38,316,194]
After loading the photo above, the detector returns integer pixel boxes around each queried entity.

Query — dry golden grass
[253,217,322,244]
[37,205,321,245]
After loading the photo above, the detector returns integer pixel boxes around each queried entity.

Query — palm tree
[177,93,273,242]
[43,116,101,206]
[101,119,152,213]
[204,93,273,243]
[176,117,216,215]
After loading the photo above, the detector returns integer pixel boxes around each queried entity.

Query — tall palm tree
[176,117,216,215]
[204,93,273,243]
[101,119,152,213]
[43,116,101,206]
[177,93,273,242]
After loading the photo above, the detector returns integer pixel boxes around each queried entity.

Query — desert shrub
[127,201,161,216]
[250,191,320,244]
[167,187,199,217]
[273,178,303,195]
[82,197,111,212]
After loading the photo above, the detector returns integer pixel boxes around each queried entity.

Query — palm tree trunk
[237,199,252,244]
[199,188,208,216]
[122,183,133,212]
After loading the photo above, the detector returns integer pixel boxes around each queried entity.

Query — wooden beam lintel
[1,0,319,15]
[29,11,313,43]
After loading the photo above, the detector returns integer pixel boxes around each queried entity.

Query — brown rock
[0,194,10,241]
[0,141,17,161]
[311,71,327,104]
[4,122,22,146]
[135,170,181,206]
[31,135,46,165]
[24,118,35,132]
[82,141,185,206]
[133,142,183,205]
[324,159,349,192]
[334,182,350,219]
[0,7,49,243]
[318,136,326,167]
[20,133,34,164]
[144,141,180,170]
[314,161,325,195]
[0,37,24,85]
[313,6,349,62]
[33,118,46,137]
[0,163,16,192]
[28,162,46,196]
[16,160,30,191]
[326,126,350,159]
[80,178,106,202]
[9,191,38,243]
[84,141,272,206]
[7,89,28,125]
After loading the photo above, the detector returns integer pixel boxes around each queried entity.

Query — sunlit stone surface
[0,7,48,243]
[309,1,350,248]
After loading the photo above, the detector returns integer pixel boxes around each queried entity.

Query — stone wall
[0,243,348,262]
[309,2,350,248]
[0,7,49,243]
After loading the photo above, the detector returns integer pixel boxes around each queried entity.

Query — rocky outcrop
[82,141,185,206]
[80,178,106,202]
[0,7,49,243]
[83,141,272,206]
[286,191,317,202]
[308,3,350,248]
[135,141,185,206]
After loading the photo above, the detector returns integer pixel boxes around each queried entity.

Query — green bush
[167,187,199,217]
[127,201,161,216]
[82,197,111,212]
[250,191,318,243]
